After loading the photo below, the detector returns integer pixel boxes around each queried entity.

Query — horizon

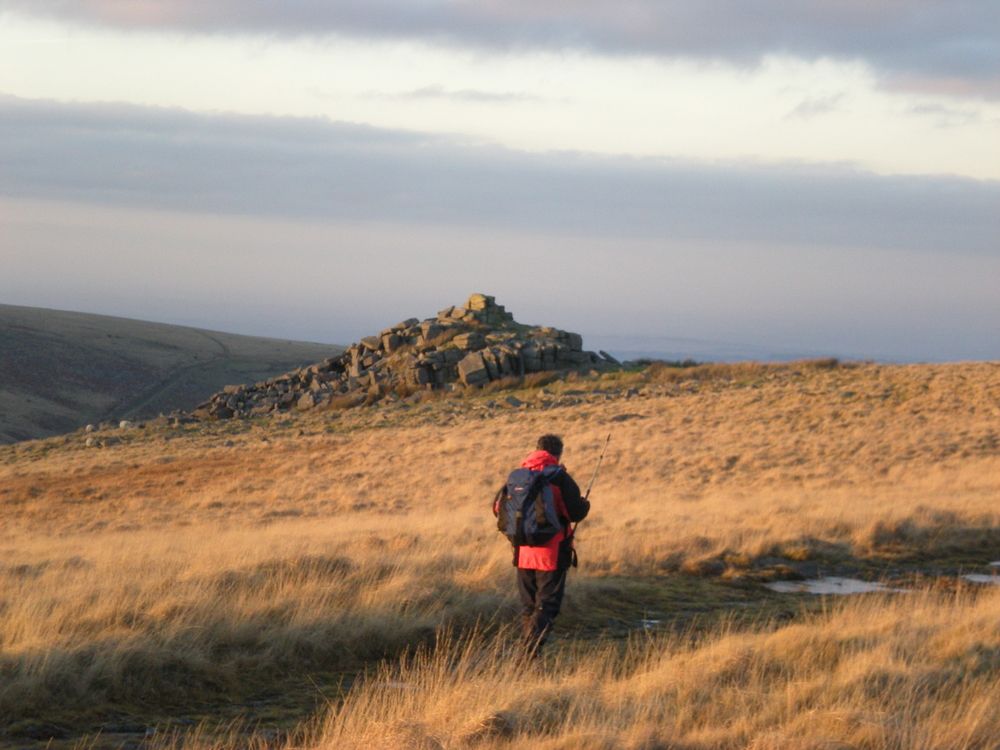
[0,298,979,366]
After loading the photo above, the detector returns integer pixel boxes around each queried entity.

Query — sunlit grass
[0,361,998,745]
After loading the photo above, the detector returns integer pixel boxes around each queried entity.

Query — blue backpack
[496,465,565,546]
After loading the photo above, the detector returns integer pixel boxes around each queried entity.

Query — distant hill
[0,304,343,443]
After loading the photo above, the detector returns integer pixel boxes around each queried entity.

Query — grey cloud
[5,0,999,97]
[1,95,997,256]
[907,101,983,126]
[785,93,847,119]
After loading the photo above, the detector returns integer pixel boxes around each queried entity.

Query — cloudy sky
[1,1,997,361]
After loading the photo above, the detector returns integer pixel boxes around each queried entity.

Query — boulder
[420,322,444,341]
[458,352,489,386]
[466,294,494,311]
[452,332,485,351]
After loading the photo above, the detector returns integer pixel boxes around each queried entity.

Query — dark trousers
[517,567,567,657]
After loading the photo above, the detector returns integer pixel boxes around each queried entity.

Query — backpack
[495,465,565,546]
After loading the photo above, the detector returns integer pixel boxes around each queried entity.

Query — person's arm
[554,470,589,523]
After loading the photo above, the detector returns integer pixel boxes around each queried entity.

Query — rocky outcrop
[193,295,618,420]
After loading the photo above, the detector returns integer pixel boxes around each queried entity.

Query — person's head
[536,434,563,459]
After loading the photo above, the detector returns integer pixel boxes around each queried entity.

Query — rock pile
[193,295,618,420]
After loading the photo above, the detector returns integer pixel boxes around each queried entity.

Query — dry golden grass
[318,588,1000,749]
[1,361,999,745]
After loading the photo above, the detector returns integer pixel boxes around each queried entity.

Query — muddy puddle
[767,563,1000,595]
[962,563,1000,585]
[765,577,910,595]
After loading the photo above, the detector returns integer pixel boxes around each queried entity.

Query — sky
[1,1,998,362]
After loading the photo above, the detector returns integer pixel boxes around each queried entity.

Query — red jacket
[496,450,589,571]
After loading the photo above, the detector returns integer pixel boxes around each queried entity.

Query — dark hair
[536,434,563,457]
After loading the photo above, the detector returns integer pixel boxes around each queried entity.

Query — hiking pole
[568,434,611,567]
[584,433,612,502]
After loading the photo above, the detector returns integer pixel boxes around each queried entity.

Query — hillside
[0,304,343,444]
[1,358,999,748]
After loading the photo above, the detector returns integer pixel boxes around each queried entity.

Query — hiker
[495,434,590,658]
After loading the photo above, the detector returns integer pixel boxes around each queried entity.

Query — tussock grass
[646,357,844,385]
[0,517,511,718]
[0,361,998,738]
[314,589,1000,749]
[327,393,366,410]
[523,371,563,389]
[481,376,526,395]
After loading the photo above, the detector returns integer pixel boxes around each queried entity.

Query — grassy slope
[0,360,999,747]
[0,304,343,444]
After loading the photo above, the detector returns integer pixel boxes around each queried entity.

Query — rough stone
[452,332,485,350]
[458,352,489,385]
[466,293,494,311]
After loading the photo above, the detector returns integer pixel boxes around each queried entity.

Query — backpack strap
[491,483,506,518]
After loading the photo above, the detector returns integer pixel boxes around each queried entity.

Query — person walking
[496,434,590,658]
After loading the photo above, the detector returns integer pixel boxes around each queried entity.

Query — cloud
[1,94,997,257]
[785,92,846,119]
[369,84,545,103]
[4,0,999,98]
[907,101,983,127]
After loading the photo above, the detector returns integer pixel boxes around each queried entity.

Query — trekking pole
[568,433,611,563]
[584,433,612,502]
[571,433,611,530]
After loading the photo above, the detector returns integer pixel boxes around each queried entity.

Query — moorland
[0,303,342,444]
[1,359,999,749]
